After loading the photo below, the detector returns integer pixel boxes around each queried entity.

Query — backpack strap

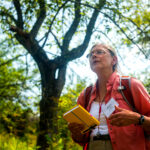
[84,77,137,112]
[119,76,150,140]
[84,85,93,109]
[118,76,137,112]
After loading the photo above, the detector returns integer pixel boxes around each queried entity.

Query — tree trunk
[37,96,58,149]
[14,32,67,149]
[9,2,102,147]
[37,65,66,149]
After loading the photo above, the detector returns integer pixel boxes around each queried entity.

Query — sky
[67,44,150,86]
[1,0,149,99]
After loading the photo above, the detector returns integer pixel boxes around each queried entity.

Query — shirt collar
[106,71,118,86]
[87,72,118,111]
[92,71,118,92]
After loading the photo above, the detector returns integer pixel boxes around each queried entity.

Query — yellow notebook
[63,105,100,134]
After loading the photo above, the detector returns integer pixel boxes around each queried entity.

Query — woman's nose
[92,52,97,58]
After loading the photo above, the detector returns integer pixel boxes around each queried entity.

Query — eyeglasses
[86,50,106,58]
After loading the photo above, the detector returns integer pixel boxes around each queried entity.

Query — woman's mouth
[92,60,100,65]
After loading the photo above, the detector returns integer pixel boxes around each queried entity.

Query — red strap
[84,143,88,150]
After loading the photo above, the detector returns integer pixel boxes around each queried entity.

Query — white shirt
[89,101,108,137]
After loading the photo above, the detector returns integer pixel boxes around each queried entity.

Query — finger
[115,105,124,112]
[69,123,84,132]
[109,113,121,120]
[68,122,83,128]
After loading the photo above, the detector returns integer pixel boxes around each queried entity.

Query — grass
[0,133,37,150]
[0,133,82,150]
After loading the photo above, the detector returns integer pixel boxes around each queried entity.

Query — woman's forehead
[92,44,108,51]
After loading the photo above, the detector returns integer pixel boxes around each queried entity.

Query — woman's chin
[91,66,103,73]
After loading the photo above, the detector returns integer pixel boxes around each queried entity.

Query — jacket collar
[87,72,118,111]
[92,71,118,93]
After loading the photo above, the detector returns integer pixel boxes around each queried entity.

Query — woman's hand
[68,123,86,142]
[68,122,84,136]
[108,106,140,126]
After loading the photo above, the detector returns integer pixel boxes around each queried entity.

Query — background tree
[0,46,36,137]
[141,71,150,94]
[0,0,149,149]
[0,0,104,149]
[49,78,87,150]
[111,0,150,57]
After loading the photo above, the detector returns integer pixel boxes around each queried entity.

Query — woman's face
[89,44,117,73]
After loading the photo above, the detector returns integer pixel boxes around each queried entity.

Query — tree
[141,71,150,94]
[0,0,104,149]
[0,50,27,103]
[144,76,150,94]
[0,0,149,149]
[106,0,150,58]
[57,78,87,150]
[0,47,35,137]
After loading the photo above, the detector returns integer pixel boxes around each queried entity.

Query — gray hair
[90,43,118,72]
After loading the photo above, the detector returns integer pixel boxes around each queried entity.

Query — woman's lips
[92,60,100,65]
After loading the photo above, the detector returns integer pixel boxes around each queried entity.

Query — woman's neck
[97,69,113,85]
[95,70,114,102]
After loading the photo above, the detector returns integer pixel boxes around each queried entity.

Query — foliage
[0,100,38,137]
[144,80,150,94]
[132,70,150,94]
[107,0,150,58]
[142,72,150,94]
[0,49,39,138]
[0,0,149,59]
[0,0,149,149]
[53,78,87,150]
[0,54,27,102]
[0,133,37,150]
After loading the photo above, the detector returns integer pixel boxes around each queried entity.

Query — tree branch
[0,83,24,89]
[100,11,147,57]
[10,25,29,38]
[0,11,17,25]
[45,51,58,57]
[72,2,147,57]
[51,1,106,67]
[41,0,69,48]
[30,0,46,39]
[0,54,25,67]
[0,94,20,100]
[10,25,53,74]
[74,2,147,58]
[13,0,23,29]
[0,51,9,58]
[62,0,81,53]
[104,7,145,34]
[50,31,62,50]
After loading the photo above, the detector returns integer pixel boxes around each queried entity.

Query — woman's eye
[97,51,102,54]
[97,51,103,54]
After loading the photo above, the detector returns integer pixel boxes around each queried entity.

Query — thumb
[115,105,123,112]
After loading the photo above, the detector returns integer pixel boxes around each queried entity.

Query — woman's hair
[90,43,118,72]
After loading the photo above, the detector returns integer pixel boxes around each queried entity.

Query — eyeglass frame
[86,49,111,58]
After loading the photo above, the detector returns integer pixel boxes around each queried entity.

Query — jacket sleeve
[131,78,150,116]
[72,90,90,146]
[77,90,86,107]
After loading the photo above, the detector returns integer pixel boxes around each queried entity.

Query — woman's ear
[112,56,118,65]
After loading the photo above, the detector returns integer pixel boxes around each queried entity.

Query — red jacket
[77,72,150,150]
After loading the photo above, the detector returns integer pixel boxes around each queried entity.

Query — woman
[68,43,150,150]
